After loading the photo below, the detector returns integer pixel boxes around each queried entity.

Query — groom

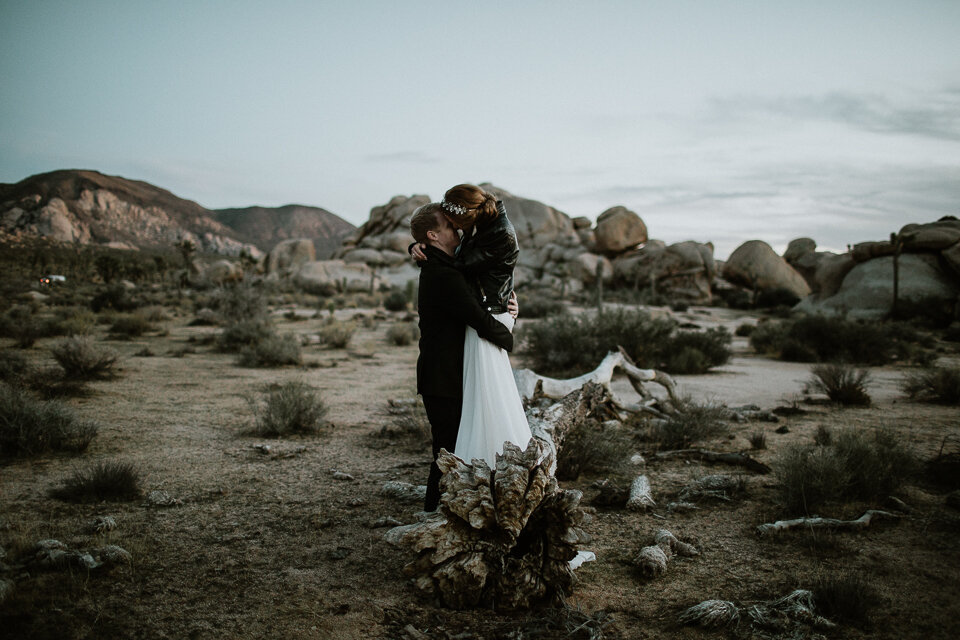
[410,203,516,512]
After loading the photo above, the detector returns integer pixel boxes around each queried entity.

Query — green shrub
[519,292,567,319]
[902,366,960,405]
[749,320,790,356]
[386,322,420,346]
[0,382,98,456]
[734,323,755,337]
[50,461,142,502]
[89,284,138,313]
[109,313,154,337]
[217,319,275,352]
[207,283,268,324]
[664,328,731,374]
[812,572,878,625]
[383,289,409,312]
[556,420,631,480]
[806,364,871,406]
[50,336,119,379]
[319,321,355,349]
[52,306,96,336]
[638,397,729,450]
[776,428,916,515]
[814,424,833,446]
[0,305,51,348]
[0,350,29,382]
[251,381,328,436]
[237,334,302,367]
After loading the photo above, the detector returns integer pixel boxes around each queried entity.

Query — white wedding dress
[454,312,531,467]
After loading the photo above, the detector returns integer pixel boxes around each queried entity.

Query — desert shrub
[522,308,676,377]
[383,289,409,312]
[109,313,154,337]
[250,381,328,436]
[902,366,960,405]
[556,420,631,480]
[50,460,142,502]
[0,382,98,456]
[50,336,119,379]
[237,334,302,367]
[89,284,138,313]
[207,283,268,324]
[812,572,878,625]
[52,306,96,336]
[386,321,420,346]
[734,323,755,337]
[814,424,833,446]
[217,318,275,352]
[0,350,29,382]
[776,429,916,514]
[519,292,567,319]
[806,364,871,406]
[750,315,932,365]
[138,305,170,322]
[749,430,767,450]
[663,328,731,374]
[376,398,431,446]
[319,321,355,349]
[638,397,729,450]
[0,305,51,348]
[754,287,802,308]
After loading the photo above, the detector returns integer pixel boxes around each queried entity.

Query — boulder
[205,260,243,285]
[381,230,415,254]
[572,216,592,230]
[295,260,380,294]
[343,248,384,265]
[481,184,579,249]
[609,240,715,303]
[379,249,408,267]
[594,206,647,255]
[942,241,960,279]
[334,195,430,256]
[783,238,816,264]
[569,253,613,284]
[723,240,811,300]
[899,219,960,252]
[852,240,894,263]
[811,253,856,299]
[267,238,315,274]
[795,253,960,319]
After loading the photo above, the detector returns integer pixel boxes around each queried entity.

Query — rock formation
[723,240,811,301]
[211,204,355,258]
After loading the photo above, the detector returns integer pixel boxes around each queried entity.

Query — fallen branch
[626,474,655,511]
[756,509,900,537]
[654,449,771,474]
[514,348,679,406]
[678,474,745,502]
[633,529,698,578]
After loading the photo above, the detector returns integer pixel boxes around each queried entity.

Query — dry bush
[518,292,567,319]
[812,571,878,625]
[734,323,755,337]
[814,424,833,446]
[216,319,275,352]
[556,419,631,480]
[319,321,355,349]
[250,381,328,437]
[375,398,431,448]
[386,322,420,346]
[902,366,960,405]
[50,460,142,502]
[207,283,268,324]
[52,306,96,336]
[383,289,409,312]
[639,397,729,450]
[0,382,98,456]
[109,313,154,338]
[0,350,28,382]
[50,336,119,380]
[776,429,916,515]
[237,334,302,367]
[749,430,767,450]
[806,364,871,406]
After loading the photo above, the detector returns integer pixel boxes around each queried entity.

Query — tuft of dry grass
[0,382,98,456]
[385,322,420,346]
[250,381,328,437]
[50,336,119,380]
[902,366,960,405]
[49,460,142,503]
[806,363,871,406]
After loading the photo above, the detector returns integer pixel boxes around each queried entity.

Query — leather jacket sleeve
[458,201,519,277]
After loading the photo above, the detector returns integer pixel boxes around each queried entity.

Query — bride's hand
[507,291,519,319]
[410,243,428,261]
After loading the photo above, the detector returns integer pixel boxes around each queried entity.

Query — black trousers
[421,394,463,512]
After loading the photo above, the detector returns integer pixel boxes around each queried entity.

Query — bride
[416,184,531,467]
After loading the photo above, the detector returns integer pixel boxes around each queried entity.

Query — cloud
[710,88,960,141]
[362,151,440,164]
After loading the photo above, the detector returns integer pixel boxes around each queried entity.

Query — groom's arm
[438,270,514,352]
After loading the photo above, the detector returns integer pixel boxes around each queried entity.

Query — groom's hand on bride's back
[508,292,519,319]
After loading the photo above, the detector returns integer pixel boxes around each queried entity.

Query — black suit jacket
[416,245,514,398]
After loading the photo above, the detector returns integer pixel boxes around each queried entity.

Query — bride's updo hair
[442,184,499,228]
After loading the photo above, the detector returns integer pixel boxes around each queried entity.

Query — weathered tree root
[385,439,590,609]
[756,509,900,537]
[678,474,745,502]
[681,589,836,633]
[678,600,740,628]
[633,529,699,578]
[626,474,655,511]
[514,348,679,406]
[654,449,771,474]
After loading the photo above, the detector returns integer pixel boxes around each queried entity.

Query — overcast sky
[1,0,958,258]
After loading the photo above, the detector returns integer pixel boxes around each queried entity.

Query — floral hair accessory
[441,199,468,216]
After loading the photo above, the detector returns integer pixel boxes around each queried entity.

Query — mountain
[0,169,353,258]
[212,205,355,259]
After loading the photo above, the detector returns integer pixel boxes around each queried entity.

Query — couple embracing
[410,184,531,512]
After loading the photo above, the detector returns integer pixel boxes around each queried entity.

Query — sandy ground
[2,304,959,639]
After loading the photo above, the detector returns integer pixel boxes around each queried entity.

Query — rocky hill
[211,204,354,259]
[0,170,352,259]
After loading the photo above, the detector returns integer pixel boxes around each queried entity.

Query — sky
[1,0,958,259]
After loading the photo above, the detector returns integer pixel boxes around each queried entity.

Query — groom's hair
[410,203,445,244]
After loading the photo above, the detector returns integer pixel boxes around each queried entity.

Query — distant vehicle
[39,275,66,286]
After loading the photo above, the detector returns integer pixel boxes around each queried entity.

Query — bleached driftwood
[514,347,679,405]
[527,382,614,476]
[626,474,655,511]
[755,509,899,537]
[654,449,771,474]
[633,529,699,578]
[385,438,590,609]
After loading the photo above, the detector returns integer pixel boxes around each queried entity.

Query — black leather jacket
[457,201,519,314]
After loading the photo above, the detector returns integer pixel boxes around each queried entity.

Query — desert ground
[2,300,959,640]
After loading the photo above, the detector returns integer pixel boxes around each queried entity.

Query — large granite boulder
[612,240,715,303]
[852,240,895,263]
[899,219,960,252]
[811,253,857,299]
[942,241,960,279]
[796,253,960,319]
[334,194,429,260]
[295,260,381,294]
[723,240,811,300]
[568,252,613,285]
[783,237,817,264]
[594,206,647,255]
[267,238,316,274]
[480,184,581,249]
[204,260,243,285]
